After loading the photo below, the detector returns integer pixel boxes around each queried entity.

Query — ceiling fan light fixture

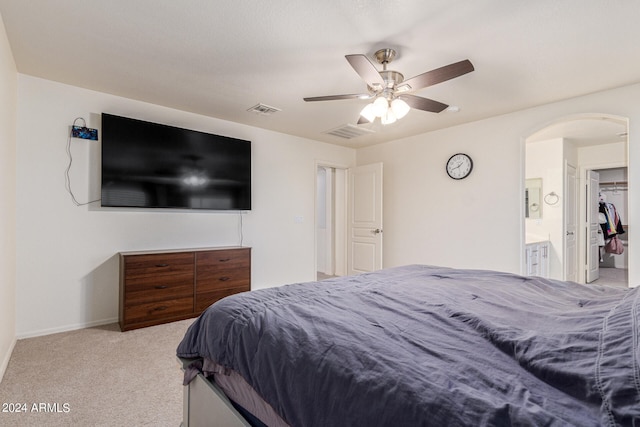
[360,103,376,122]
[372,96,389,117]
[381,109,397,125]
[391,98,410,119]
[304,49,474,129]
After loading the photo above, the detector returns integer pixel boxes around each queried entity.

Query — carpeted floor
[0,318,194,426]
[592,267,628,288]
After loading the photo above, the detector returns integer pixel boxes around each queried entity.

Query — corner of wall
[0,7,18,385]
[0,337,16,383]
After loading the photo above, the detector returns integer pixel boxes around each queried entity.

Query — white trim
[16,317,118,340]
[519,136,527,275]
[563,161,578,282]
[324,167,334,275]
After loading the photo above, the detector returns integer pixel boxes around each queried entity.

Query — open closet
[596,167,628,286]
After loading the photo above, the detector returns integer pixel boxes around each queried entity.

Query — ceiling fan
[303,48,474,125]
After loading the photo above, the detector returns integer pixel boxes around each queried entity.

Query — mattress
[177,264,640,426]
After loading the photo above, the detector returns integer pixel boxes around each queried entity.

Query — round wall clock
[446,153,473,180]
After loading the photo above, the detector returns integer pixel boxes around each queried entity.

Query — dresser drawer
[196,250,250,286]
[124,279,193,305]
[124,296,194,324]
[195,248,251,313]
[196,249,250,269]
[123,252,194,304]
[195,286,249,313]
[196,269,250,293]
[119,247,250,331]
[123,252,194,279]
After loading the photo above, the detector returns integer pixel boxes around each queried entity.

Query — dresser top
[119,246,250,256]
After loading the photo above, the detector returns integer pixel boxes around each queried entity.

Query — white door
[565,163,578,281]
[348,163,383,274]
[586,170,600,283]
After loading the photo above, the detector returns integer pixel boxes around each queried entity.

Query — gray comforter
[177,265,640,426]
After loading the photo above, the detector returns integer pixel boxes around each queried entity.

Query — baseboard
[0,337,17,384]
[16,317,118,340]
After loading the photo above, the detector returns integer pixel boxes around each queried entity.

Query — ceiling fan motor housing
[374,48,397,65]
[381,70,404,89]
[371,49,404,95]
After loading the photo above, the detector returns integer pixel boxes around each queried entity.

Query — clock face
[446,153,473,180]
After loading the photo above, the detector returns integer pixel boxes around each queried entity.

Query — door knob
[566,231,574,236]
[372,228,382,234]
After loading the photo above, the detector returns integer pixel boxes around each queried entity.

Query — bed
[176,264,640,426]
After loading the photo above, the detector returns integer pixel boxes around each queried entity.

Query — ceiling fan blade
[399,94,448,113]
[399,59,474,92]
[304,93,371,102]
[345,54,385,88]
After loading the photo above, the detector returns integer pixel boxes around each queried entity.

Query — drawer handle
[152,306,168,312]
[155,263,169,268]
[154,285,168,289]
[219,277,231,281]
[219,258,231,262]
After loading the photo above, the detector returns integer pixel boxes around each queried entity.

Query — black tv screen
[101,113,251,210]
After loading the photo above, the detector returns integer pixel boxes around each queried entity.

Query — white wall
[0,12,17,381]
[579,141,628,171]
[15,75,355,337]
[526,138,564,279]
[357,82,640,288]
[357,117,523,272]
[11,67,640,341]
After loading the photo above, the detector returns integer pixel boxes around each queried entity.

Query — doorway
[524,114,629,286]
[316,164,347,280]
[586,166,629,287]
[315,162,384,280]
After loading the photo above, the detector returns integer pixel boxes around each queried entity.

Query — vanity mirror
[525,178,542,219]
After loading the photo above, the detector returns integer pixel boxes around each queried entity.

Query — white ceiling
[1,0,639,148]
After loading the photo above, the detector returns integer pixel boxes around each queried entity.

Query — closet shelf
[600,181,627,191]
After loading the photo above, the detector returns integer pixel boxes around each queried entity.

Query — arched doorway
[524,114,629,287]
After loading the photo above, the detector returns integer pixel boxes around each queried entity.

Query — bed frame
[179,357,251,427]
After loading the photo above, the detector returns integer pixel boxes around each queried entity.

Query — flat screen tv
[101,113,251,210]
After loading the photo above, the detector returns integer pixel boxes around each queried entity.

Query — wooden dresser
[119,246,251,331]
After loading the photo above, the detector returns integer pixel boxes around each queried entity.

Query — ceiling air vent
[324,124,375,139]
[247,103,281,115]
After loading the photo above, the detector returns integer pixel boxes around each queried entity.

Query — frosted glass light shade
[391,98,410,119]
[381,110,397,125]
[372,97,389,117]
[360,103,376,122]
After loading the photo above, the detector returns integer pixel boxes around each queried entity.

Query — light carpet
[0,318,195,426]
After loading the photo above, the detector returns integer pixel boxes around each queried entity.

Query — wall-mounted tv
[101,113,251,210]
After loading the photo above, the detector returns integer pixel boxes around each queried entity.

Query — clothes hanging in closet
[599,201,624,239]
